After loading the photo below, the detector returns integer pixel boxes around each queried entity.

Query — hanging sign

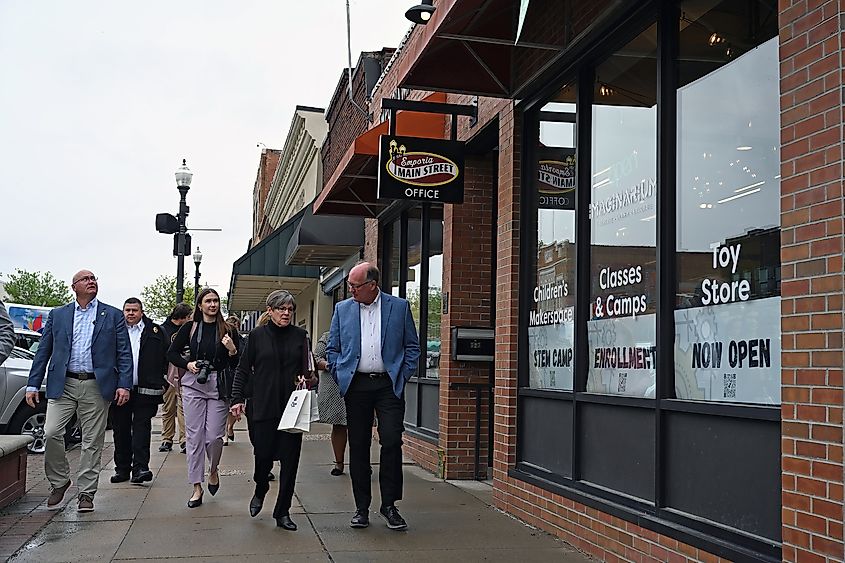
[378,135,465,204]
[537,148,576,210]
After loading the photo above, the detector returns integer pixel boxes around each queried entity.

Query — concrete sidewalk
[7,421,591,562]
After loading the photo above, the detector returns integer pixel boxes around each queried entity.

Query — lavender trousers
[181,371,228,485]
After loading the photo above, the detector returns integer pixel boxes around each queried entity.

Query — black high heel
[187,491,203,508]
[208,474,220,496]
[331,461,344,476]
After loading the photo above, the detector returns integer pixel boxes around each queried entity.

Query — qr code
[617,373,627,393]
[723,373,737,398]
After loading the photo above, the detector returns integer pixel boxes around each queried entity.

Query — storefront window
[528,85,577,390]
[674,2,780,405]
[406,209,423,334]
[586,24,658,398]
[425,208,444,378]
[389,219,401,297]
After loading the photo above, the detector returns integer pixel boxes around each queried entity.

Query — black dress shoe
[186,493,203,509]
[130,470,153,484]
[110,472,130,483]
[276,515,297,531]
[158,441,172,452]
[350,509,369,528]
[249,494,264,517]
[379,505,408,530]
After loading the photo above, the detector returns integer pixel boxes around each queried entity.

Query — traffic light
[156,213,179,234]
[173,233,192,257]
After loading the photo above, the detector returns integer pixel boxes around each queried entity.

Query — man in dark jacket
[110,298,167,484]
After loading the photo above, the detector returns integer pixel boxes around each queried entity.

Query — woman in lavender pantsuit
[167,288,239,508]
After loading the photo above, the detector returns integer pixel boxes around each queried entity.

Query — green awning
[228,207,320,312]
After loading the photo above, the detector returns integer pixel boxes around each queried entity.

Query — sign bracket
[382,99,477,141]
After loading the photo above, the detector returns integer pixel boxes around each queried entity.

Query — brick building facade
[313,1,845,561]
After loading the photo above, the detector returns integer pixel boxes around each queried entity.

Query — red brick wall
[322,49,395,188]
[438,155,495,479]
[252,148,281,245]
[322,68,370,186]
[779,1,845,561]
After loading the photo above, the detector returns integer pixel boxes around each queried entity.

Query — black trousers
[110,395,159,475]
[253,431,302,518]
[344,374,405,511]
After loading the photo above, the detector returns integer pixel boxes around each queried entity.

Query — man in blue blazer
[26,269,132,512]
[327,261,420,531]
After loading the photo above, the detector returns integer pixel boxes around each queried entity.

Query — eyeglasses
[73,275,97,285]
[347,280,375,290]
[272,306,295,313]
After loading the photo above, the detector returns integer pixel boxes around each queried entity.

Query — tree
[406,287,442,341]
[2,268,71,306]
[140,275,195,320]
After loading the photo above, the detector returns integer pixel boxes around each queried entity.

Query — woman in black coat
[230,290,316,531]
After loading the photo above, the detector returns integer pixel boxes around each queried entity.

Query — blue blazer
[326,292,420,398]
[28,301,133,400]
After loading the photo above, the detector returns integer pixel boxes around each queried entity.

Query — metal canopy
[396,0,575,98]
[285,202,364,266]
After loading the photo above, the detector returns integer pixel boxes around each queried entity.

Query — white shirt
[356,292,385,373]
[68,297,98,373]
[127,319,144,387]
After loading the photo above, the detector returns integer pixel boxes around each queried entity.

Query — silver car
[0,347,49,453]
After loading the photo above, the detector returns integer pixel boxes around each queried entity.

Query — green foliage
[140,275,195,320]
[406,287,442,337]
[2,268,71,306]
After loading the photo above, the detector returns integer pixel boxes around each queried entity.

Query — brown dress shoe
[47,481,71,509]
[77,494,94,513]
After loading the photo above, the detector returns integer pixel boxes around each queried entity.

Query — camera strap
[196,320,203,356]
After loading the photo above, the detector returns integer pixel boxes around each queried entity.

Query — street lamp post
[193,246,203,303]
[174,160,193,303]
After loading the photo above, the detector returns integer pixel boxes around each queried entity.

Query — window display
[674,2,780,405]
[586,24,658,398]
[528,91,577,390]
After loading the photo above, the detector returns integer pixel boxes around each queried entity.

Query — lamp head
[175,158,193,188]
[405,0,435,25]
[193,246,202,265]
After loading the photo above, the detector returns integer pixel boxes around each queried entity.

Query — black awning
[228,207,320,312]
[285,202,364,266]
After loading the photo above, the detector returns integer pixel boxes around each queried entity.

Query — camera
[195,360,211,384]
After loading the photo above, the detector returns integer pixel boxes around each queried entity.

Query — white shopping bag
[278,388,311,433]
[309,390,320,422]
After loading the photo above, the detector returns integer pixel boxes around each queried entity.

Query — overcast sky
[0,0,411,308]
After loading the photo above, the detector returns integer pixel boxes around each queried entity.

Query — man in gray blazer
[26,269,132,512]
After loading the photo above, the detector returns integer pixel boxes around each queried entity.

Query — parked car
[14,328,41,353]
[0,347,79,453]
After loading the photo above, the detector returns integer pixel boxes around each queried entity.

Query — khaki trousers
[44,377,110,497]
[161,384,185,445]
